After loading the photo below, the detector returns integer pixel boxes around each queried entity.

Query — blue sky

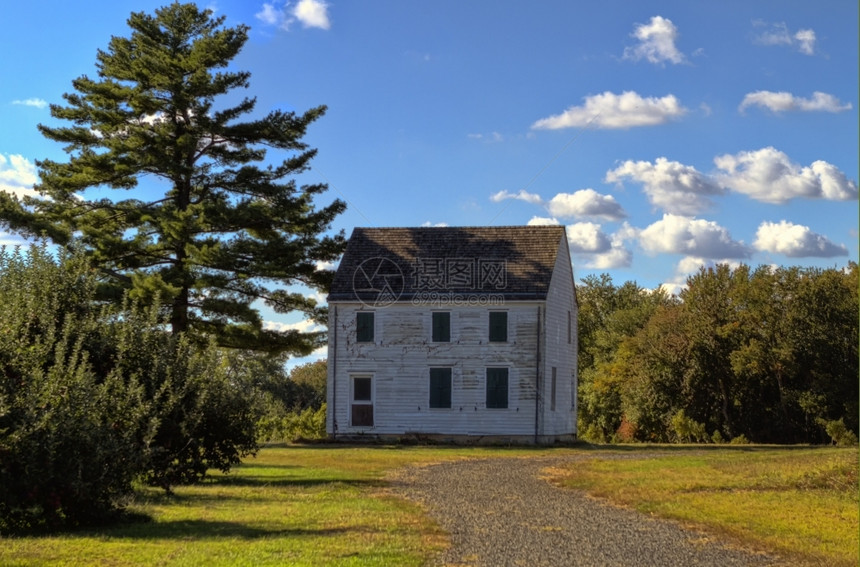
[1,1,857,361]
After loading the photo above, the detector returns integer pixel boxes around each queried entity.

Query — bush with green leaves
[0,246,260,530]
[0,246,146,530]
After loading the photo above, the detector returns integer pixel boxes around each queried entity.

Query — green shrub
[670,409,708,443]
[817,418,859,446]
[263,405,327,443]
[0,246,260,530]
[0,247,147,531]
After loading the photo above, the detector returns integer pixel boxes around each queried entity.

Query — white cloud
[547,189,626,220]
[421,221,449,227]
[467,131,503,142]
[255,2,282,26]
[754,220,848,258]
[565,222,612,253]
[605,157,724,215]
[11,98,47,109]
[586,247,632,269]
[0,154,38,200]
[659,256,744,295]
[531,91,687,130]
[293,0,330,29]
[639,214,750,259]
[567,222,636,269]
[623,15,686,65]
[753,21,817,55]
[526,216,560,226]
[0,233,28,247]
[714,147,858,203]
[794,29,816,55]
[739,91,852,114]
[489,189,543,205]
[314,259,338,271]
[264,318,325,334]
[255,0,330,31]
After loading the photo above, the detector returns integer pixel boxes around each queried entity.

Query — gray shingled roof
[328,226,566,304]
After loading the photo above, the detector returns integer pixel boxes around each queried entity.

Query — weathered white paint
[326,234,578,442]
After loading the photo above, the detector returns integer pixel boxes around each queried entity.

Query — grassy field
[550,445,859,566]
[0,445,539,567]
[0,444,855,566]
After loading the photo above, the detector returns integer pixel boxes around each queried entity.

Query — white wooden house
[326,226,578,443]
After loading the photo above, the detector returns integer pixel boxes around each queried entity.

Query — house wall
[326,301,545,438]
[540,235,578,437]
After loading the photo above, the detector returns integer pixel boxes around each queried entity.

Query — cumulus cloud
[714,147,858,203]
[314,259,338,271]
[639,214,750,259]
[753,21,816,55]
[605,157,724,215]
[489,189,543,205]
[532,91,687,130]
[586,247,633,269]
[739,91,852,114]
[753,220,847,258]
[293,0,331,29]
[566,222,635,269]
[0,154,38,200]
[659,256,744,295]
[255,0,330,31]
[526,216,560,226]
[565,222,612,254]
[421,221,449,227]
[264,318,325,334]
[623,15,686,65]
[256,2,284,26]
[547,189,626,220]
[11,98,47,109]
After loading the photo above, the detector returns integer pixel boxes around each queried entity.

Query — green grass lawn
[0,445,540,567]
[550,445,859,567]
[0,444,855,566]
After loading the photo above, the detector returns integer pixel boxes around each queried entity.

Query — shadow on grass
[207,475,383,489]
[98,520,355,541]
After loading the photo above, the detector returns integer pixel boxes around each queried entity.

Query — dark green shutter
[429,368,452,408]
[489,311,507,342]
[356,312,374,342]
[486,368,508,408]
[432,312,450,342]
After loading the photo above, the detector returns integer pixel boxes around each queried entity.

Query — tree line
[576,263,858,445]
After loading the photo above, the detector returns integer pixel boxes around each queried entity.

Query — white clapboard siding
[539,234,578,437]
[328,303,543,437]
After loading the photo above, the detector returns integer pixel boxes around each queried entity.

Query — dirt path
[391,456,779,567]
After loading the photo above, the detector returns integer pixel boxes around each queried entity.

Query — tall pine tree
[0,3,345,354]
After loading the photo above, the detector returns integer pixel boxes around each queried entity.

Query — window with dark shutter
[356,312,374,342]
[486,367,508,409]
[432,312,450,342]
[351,376,373,426]
[429,368,452,408]
[489,311,507,342]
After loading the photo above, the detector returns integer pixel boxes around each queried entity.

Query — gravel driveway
[391,456,778,567]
